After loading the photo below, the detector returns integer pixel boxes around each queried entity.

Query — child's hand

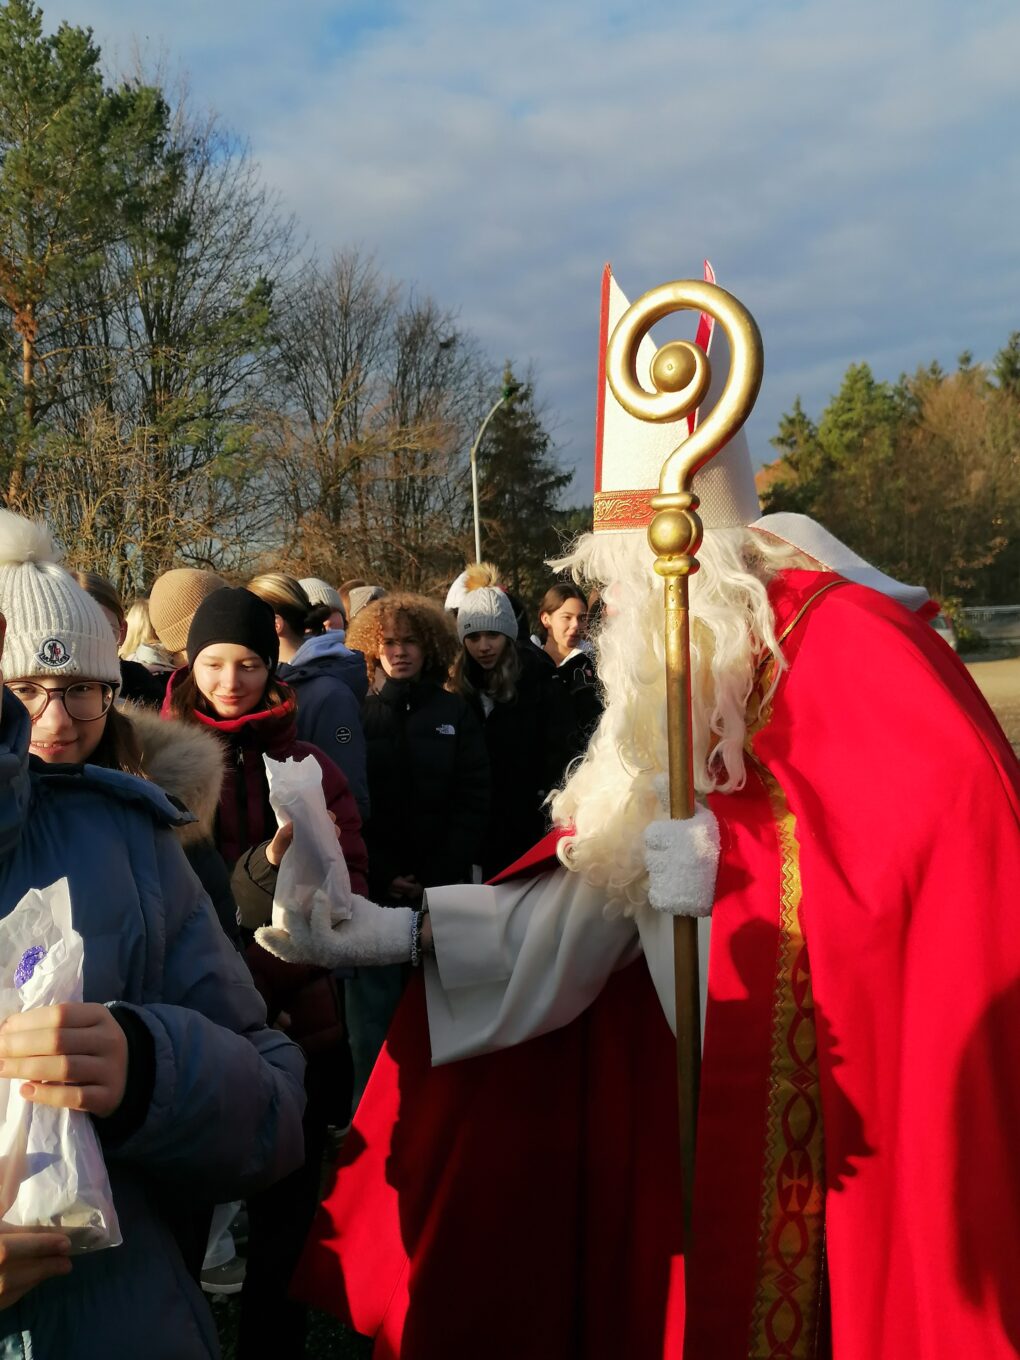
[266,821,295,866]
[0,1002,128,1118]
[0,1227,72,1309]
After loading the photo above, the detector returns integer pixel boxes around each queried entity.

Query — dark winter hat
[186,587,279,670]
[457,587,519,642]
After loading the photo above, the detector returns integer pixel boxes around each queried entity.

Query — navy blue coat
[278,633,370,819]
[0,693,306,1359]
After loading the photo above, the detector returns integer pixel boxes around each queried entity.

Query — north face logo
[435,723,455,736]
[36,637,72,669]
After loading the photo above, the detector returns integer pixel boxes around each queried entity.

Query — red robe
[294,570,1020,1358]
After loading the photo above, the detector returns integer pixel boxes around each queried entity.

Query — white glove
[256,891,414,969]
[643,804,720,917]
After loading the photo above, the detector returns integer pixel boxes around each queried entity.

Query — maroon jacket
[162,671,368,888]
[162,673,369,1057]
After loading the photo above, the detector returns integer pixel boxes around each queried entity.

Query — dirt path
[965,655,1020,750]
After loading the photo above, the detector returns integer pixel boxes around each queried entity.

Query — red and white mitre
[592,261,761,534]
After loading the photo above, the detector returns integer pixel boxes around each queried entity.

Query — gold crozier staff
[606,279,764,1245]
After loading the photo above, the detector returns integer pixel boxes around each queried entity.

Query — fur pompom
[0,509,61,568]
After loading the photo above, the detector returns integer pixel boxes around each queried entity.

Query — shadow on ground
[212,1294,373,1360]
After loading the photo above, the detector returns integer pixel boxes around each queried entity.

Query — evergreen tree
[764,348,1020,604]
[476,364,573,601]
[994,333,1020,399]
[0,0,169,501]
[764,397,820,512]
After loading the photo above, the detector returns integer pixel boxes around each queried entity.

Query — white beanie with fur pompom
[0,509,120,684]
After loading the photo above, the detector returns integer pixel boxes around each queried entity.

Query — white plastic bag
[264,754,353,929]
[0,879,121,1252]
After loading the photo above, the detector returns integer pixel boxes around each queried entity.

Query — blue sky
[56,0,1020,499]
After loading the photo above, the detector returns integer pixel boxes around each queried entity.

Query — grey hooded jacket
[0,691,306,1359]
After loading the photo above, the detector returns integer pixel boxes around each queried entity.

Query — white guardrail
[960,606,1020,641]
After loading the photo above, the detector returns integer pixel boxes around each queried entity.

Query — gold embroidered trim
[592,488,656,531]
[747,758,826,1360]
[774,579,844,649]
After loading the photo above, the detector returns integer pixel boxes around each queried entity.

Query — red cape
[295,571,1020,1359]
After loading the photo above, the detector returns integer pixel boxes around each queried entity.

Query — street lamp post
[470,382,521,563]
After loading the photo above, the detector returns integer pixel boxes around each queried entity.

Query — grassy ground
[966,653,1020,753]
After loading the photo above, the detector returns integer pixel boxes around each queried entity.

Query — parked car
[930,612,958,651]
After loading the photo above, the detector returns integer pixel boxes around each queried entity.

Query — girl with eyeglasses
[0,509,305,1359]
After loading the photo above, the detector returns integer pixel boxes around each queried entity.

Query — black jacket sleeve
[96,1003,157,1147]
[429,698,490,885]
[230,840,278,929]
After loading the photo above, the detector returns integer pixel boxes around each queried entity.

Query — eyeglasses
[5,681,116,722]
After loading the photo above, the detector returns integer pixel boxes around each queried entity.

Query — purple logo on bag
[14,945,47,988]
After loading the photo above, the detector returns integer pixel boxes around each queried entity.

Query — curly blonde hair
[347,592,458,685]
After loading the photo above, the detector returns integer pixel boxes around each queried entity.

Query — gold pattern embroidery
[747,758,826,1360]
[592,488,656,530]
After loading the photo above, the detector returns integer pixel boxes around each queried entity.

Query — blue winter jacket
[0,692,306,1360]
[278,633,370,818]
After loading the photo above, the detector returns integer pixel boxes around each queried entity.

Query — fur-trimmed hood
[122,704,225,846]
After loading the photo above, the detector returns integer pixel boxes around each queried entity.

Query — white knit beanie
[444,570,471,612]
[0,510,120,684]
[457,587,519,642]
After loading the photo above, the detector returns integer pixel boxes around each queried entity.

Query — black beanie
[186,587,280,670]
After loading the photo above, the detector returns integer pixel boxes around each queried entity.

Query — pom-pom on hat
[444,571,471,612]
[0,508,120,684]
[186,587,280,671]
[457,587,519,642]
[299,578,343,615]
[149,568,228,656]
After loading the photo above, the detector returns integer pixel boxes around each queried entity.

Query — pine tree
[764,347,1020,604]
[475,364,573,601]
[0,0,169,502]
[994,333,1020,399]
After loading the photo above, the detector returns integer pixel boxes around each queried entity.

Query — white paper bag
[0,879,121,1252]
[264,754,353,929]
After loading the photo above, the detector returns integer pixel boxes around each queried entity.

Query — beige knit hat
[0,509,120,684]
[149,568,228,656]
[298,577,343,614]
[348,584,387,619]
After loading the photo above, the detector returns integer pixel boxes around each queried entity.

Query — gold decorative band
[747,756,826,1360]
[593,488,656,532]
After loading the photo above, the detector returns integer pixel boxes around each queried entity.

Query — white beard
[548,527,803,916]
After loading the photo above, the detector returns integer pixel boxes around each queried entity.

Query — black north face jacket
[361,677,490,898]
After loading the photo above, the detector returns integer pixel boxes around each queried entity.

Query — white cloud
[50,0,1020,488]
